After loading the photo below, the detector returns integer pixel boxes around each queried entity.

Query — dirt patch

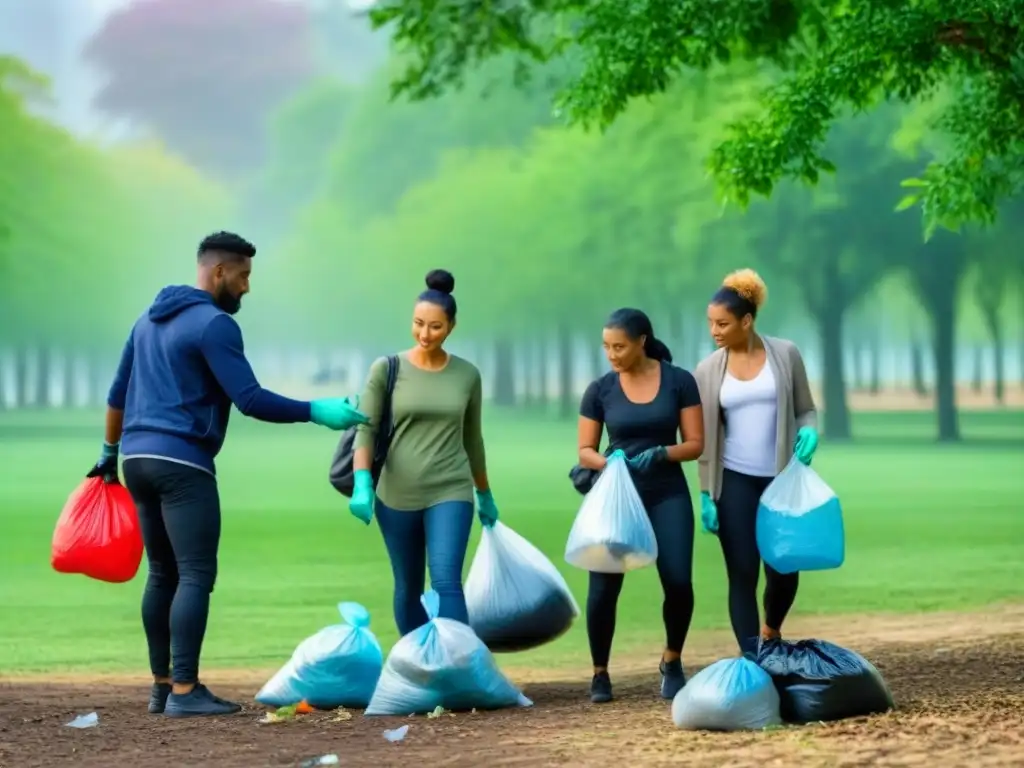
[2,607,1023,768]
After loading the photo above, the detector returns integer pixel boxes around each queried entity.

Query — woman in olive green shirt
[349,269,500,635]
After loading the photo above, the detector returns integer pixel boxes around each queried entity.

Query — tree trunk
[521,341,535,408]
[981,305,1005,405]
[666,309,684,367]
[815,307,852,440]
[850,336,864,392]
[35,346,51,408]
[868,330,881,396]
[535,338,548,411]
[910,236,964,442]
[557,322,574,420]
[911,340,928,396]
[0,348,7,410]
[491,338,516,407]
[971,345,984,393]
[588,343,604,381]
[805,258,852,440]
[63,351,77,408]
[15,345,31,408]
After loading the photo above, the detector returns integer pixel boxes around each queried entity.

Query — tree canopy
[370,0,1024,237]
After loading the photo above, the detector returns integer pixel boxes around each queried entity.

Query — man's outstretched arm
[199,314,312,423]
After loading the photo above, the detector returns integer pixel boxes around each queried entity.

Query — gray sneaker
[590,671,613,704]
[164,684,241,718]
[148,682,172,714]
[660,659,686,700]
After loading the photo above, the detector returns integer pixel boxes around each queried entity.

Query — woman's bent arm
[352,358,388,472]
[464,372,490,492]
[666,404,704,462]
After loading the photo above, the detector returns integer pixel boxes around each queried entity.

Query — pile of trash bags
[465,521,580,652]
[756,458,845,574]
[365,590,533,715]
[672,638,894,731]
[564,451,658,573]
[256,602,383,709]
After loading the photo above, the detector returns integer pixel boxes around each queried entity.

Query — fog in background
[2,0,1023,444]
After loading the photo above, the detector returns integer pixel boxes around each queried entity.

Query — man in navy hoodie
[87,231,368,718]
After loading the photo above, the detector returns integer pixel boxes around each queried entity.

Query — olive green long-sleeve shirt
[354,353,486,511]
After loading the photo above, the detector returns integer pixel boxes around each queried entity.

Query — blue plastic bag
[465,521,580,653]
[256,602,383,709]
[756,457,845,574]
[364,590,533,716]
[671,656,782,731]
[564,451,658,573]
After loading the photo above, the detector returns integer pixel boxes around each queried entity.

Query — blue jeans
[375,498,474,636]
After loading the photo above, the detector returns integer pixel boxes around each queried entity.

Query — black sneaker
[590,671,613,704]
[148,682,172,714]
[164,683,242,718]
[660,659,686,700]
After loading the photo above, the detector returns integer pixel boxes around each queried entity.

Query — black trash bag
[464,522,580,653]
[757,638,894,723]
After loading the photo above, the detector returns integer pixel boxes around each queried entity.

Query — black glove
[86,443,120,483]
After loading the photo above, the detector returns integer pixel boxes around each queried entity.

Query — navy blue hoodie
[109,285,312,474]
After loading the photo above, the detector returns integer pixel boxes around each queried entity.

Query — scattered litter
[331,708,352,722]
[299,755,339,768]
[383,724,409,742]
[65,713,98,729]
[427,705,454,719]
[296,700,315,715]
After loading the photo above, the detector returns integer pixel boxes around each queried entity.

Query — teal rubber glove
[700,492,719,535]
[794,426,819,466]
[349,469,374,525]
[310,396,370,431]
[627,445,668,474]
[475,489,499,528]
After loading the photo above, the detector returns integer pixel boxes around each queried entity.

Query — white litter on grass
[66,712,99,729]
[383,724,409,742]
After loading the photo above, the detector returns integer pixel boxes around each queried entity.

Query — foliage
[0,55,231,347]
[84,0,317,180]
[369,0,1024,236]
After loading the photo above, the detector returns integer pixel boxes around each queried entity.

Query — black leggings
[122,457,221,684]
[586,491,695,668]
[718,468,799,656]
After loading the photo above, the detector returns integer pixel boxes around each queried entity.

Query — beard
[214,288,242,315]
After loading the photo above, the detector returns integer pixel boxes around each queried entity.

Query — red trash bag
[51,477,144,583]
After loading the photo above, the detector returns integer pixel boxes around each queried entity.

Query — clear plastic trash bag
[671,656,783,731]
[757,638,894,723]
[756,457,845,574]
[364,590,533,716]
[564,451,657,573]
[256,602,383,709]
[465,521,580,653]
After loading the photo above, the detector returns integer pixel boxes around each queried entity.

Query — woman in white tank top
[693,269,819,656]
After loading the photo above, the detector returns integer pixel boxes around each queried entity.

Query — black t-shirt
[579,361,702,502]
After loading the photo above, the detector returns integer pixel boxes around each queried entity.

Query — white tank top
[720,361,778,477]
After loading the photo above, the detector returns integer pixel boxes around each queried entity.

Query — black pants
[586,491,695,668]
[122,458,220,684]
[718,468,800,656]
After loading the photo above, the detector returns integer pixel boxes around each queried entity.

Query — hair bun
[425,269,455,295]
[721,268,767,309]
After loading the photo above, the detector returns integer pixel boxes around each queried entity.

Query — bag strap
[378,355,399,443]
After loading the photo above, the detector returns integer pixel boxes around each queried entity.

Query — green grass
[1,408,1022,675]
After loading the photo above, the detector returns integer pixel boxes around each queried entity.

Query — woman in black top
[577,308,704,704]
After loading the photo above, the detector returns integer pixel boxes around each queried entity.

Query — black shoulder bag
[329,355,399,497]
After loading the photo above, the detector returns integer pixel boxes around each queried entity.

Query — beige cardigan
[694,335,818,500]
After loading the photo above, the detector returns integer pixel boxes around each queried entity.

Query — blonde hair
[721,268,768,311]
